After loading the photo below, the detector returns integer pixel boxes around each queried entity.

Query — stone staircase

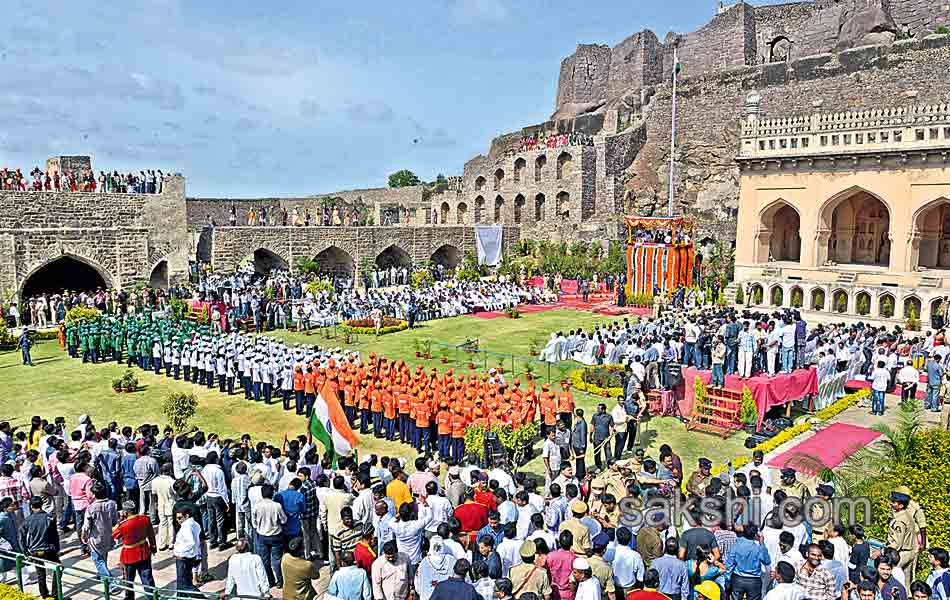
[724,282,740,304]
[836,271,857,285]
[762,265,782,278]
[919,275,942,288]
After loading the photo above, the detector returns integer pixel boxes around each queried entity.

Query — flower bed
[570,364,626,398]
[341,317,408,335]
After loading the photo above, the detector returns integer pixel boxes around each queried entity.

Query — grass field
[0,309,749,474]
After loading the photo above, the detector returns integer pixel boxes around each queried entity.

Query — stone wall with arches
[738,277,943,324]
[209,225,520,275]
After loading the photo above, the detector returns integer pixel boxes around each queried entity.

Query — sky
[2,0,794,198]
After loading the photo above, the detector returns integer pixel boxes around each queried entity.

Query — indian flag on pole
[308,381,359,466]
[672,49,681,82]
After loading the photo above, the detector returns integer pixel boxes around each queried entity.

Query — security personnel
[685,458,712,498]
[887,486,919,572]
[775,467,810,501]
[18,328,33,366]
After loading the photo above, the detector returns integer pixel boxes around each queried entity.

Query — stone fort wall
[0,176,189,294]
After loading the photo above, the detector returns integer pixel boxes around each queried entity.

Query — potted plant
[422,339,432,360]
[121,370,139,393]
[440,349,449,364]
[112,378,123,393]
[469,361,478,370]
[497,361,506,374]
[524,362,535,382]
[413,340,423,359]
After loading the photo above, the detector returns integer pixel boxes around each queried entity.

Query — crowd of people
[629,226,692,247]
[515,132,596,154]
[0,405,942,600]
[0,167,166,194]
[219,203,372,228]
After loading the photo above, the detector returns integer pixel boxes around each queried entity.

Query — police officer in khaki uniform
[775,467,810,501]
[809,484,835,543]
[509,540,553,600]
[886,487,919,573]
[685,458,712,498]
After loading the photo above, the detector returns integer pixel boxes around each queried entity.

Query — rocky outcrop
[836,0,899,51]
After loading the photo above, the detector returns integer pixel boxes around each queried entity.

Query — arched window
[556,152,573,180]
[493,169,504,191]
[474,196,485,223]
[514,194,525,224]
[457,202,468,225]
[535,194,545,221]
[556,192,570,218]
[494,195,505,223]
[535,156,546,183]
[514,158,526,183]
[474,176,486,192]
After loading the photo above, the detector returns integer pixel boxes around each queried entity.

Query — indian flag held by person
[309,380,359,464]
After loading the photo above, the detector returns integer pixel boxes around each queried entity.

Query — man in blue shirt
[275,478,306,539]
[653,537,691,600]
[726,525,770,600]
[18,329,33,366]
[430,559,480,600]
[926,354,944,412]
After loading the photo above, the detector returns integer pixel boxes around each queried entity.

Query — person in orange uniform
[450,411,467,462]
[303,365,316,418]
[111,500,157,598]
[382,386,397,441]
[557,380,575,428]
[539,384,557,438]
[292,365,306,416]
[435,403,453,460]
[370,382,383,438]
[396,386,411,443]
[358,381,371,434]
[342,375,356,428]
[415,395,432,452]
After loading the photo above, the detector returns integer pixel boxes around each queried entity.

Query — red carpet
[469,301,651,319]
[470,304,566,319]
[766,423,880,474]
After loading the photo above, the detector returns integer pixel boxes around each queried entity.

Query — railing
[429,340,580,385]
[0,549,261,600]
[739,102,950,159]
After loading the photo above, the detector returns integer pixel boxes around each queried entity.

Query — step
[703,404,739,415]
[919,276,942,288]
[836,272,857,284]
[761,266,781,278]
[687,419,736,438]
[694,412,739,426]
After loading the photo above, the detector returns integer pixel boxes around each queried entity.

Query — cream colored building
[735,97,950,323]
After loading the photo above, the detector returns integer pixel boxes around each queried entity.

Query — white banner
[475,225,503,266]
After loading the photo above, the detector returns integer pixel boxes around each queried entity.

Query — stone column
[814,230,831,266]
[835,227,855,263]
[919,232,940,270]
[755,229,773,264]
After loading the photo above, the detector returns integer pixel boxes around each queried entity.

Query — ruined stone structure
[423,0,950,244]
[0,172,189,297]
[735,99,950,322]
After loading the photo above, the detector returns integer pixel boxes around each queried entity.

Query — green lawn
[0,310,749,475]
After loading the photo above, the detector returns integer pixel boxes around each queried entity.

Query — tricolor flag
[672,54,681,82]
[308,381,359,466]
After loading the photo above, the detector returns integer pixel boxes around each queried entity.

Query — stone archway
[314,245,355,275]
[535,193,546,221]
[21,254,111,298]
[440,202,450,225]
[556,192,570,218]
[149,260,169,290]
[493,169,504,191]
[879,292,896,318]
[456,202,468,225]
[514,158,526,183]
[474,176,486,192]
[769,285,784,306]
[375,244,412,270]
[431,244,461,270]
[514,194,525,224]
[757,201,801,262]
[252,248,289,276]
[911,197,950,269]
[820,187,891,266]
[494,195,505,223]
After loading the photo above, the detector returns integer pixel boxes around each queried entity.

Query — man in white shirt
[173,505,203,593]
[252,484,287,587]
[488,459,516,498]
[496,523,522,577]
[541,429,561,495]
[611,527,644,594]
[765,560,805,600]
[201,452,230,549]
[513,491,539,540]
[389,498,432,565]
[573,557,602,600]
[224,538,270,598]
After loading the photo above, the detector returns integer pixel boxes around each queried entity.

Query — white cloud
[452,0,508,23]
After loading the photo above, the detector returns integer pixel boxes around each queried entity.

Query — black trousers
[731,574,762,600]
[614,431,628,460]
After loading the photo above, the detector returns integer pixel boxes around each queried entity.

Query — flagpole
[668,46,678,218]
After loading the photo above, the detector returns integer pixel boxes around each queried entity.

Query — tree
[388,170,421,188]
[162,392,199,432]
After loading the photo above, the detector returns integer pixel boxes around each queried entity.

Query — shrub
[735,285,744,305]
[504,306,520,319]
[571,365,625,397]
[858,429,950,579]
[790,288,803,308]
[0,325,16,351]
[121,370,139,391]
[753,286,763,305]
[341,317,408,335]
[464,421,538,461]
[771,287,783,306]
[813,290,825,311]
[65,306,101,326]
[0,584,43,600]
[905,304,921,331]
[834,293,847,313]
[740,385,757,426]
[169,299,187,321]
[410,270,434,289]
[162,392,198,432]
[881,296,895,318]
[856,295,870,316]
